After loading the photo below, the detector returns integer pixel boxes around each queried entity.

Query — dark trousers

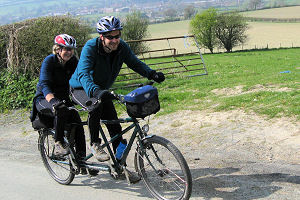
[35,98,86,157]
[70,88,122,153]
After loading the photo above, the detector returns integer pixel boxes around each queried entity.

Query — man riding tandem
[69,16,165,183]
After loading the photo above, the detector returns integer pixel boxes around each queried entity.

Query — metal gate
[113,35,208,88]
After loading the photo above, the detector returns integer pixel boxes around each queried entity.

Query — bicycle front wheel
[135,135,192,200]
[38,130,75,185]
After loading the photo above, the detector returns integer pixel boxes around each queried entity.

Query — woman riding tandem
[69,16,165,183]
[33,34,86,158]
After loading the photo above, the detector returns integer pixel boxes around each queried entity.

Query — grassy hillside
[243,6,300,18]
[245,22,300,49]
[143,20,300,53]
[147,20,190,38]
[135,48,300,119]
[113,48,300,119]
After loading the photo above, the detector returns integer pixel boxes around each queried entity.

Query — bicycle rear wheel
[135,135,192,200]
[38,130,75,185]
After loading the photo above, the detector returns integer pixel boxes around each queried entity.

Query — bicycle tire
[135,135,192,200]
[38,130,75,185]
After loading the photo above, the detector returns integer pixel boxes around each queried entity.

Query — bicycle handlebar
[78,81,157,111]
[137,81,154,87]
[112,81,155,103]
[53,100,66,110]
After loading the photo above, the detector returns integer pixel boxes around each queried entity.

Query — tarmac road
[0,158,153,200]
[1,110,300,200]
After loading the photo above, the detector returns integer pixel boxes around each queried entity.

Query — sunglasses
[63,47,74,51]
[104,34,121,40]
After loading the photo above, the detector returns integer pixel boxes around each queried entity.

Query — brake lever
[138,81,155,87]
[53,100,66,110]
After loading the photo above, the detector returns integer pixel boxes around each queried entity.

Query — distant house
[115,7,130,13]
[103,8,114,13]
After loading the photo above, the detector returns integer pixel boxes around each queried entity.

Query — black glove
[93,89,115,101]
[149,71,165,83]
[49,98,66,110]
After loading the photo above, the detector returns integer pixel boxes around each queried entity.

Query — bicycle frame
[50,115,150,176]
[93,117,148,173]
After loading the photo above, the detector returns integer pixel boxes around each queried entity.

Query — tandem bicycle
[35,83,192,200]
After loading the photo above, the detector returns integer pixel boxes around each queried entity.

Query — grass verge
[116,48,299,120]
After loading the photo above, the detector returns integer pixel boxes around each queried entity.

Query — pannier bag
[30,96,54,130]
[124,85,160,118]
[32,113,54,130]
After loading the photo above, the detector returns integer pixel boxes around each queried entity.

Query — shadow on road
[71,174,153,199]
[63,167,300,200]
[190,167,300,199]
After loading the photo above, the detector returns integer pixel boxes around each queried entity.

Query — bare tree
[248,0,263,10]
[122,11,149,55]
[184,5,196,20]
[164,8,177,19]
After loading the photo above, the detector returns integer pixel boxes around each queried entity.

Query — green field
[243,5,300,18]
[245,22,300,49]
[114,48,300,119]
[81,6,300,53]
[144,18,300,53]
[140,6,300,53]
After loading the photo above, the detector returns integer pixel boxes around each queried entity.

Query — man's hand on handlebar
[93,89,116,102]
[149,70,165,83]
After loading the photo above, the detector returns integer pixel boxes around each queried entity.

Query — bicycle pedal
[80,168,88,175]
[87,169,99,177]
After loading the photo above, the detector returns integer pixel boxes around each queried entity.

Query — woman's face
[59,47,74,62]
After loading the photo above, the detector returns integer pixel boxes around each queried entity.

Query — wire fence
[201,42,300,54]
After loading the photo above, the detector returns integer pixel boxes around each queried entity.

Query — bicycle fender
[142,134,155,141]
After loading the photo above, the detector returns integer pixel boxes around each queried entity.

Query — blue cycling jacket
[69,38,154,97]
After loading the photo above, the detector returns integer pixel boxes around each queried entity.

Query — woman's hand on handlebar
[50,99,67,111]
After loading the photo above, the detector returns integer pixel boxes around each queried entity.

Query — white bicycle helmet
[96,16,123,34]
[54,34,77,48]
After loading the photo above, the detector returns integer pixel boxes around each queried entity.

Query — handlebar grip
[53,100,66,110]
[85,100,92,106]
[138,81,154,87]
[148,81,154,85]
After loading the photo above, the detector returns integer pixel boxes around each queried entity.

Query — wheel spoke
[135,136,192,200]
[39,131,74,185]
[138,151,186,192]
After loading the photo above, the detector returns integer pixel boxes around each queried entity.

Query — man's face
[101,30,121,52]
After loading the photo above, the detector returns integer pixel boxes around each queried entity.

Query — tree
[121,11,149,55]
[269,0,285,8]
[248,0,263,10]
[184,5,196,20]
[164,8,177,19]
[190,8,218,53]
[215,12,248,52]
[0,15,92,76]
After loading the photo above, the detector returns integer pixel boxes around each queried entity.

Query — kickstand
[123,166,131,185]
[108,161,118,179]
